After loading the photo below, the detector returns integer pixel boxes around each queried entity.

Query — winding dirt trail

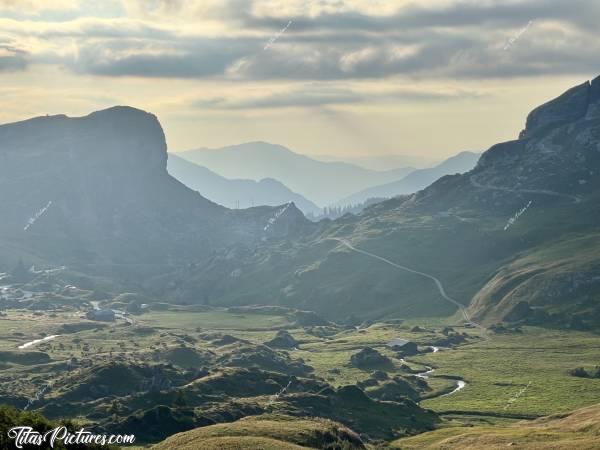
[469,175,581,204]
[327,237,487,337]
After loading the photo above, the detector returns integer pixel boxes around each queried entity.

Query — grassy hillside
[469,232,600,327]
[393,403,600,449]
[151,415,365,450]
[416,327,600,416]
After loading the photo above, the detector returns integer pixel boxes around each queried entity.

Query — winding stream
[407,346,467,399]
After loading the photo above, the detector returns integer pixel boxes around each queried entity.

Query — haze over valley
[1,1,600,449]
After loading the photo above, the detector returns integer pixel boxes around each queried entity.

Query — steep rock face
[0,107,311,271]
[0,106,167,181]
[519,81,592,139]
[413,75,600,215]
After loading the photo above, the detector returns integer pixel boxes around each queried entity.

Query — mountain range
[167,154,321,216]
[175,143,414,207]
[2,76,600,330]
[312,153,437,171]
[165,76,600,329]
[335,151,480,207]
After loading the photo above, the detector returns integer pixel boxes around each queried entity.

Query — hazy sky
[0,0,598,159]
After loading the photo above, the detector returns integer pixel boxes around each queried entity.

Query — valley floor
[1,300,599,449]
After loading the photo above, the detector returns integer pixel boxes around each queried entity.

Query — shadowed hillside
[172,76,600,328]
[167,154,321,216]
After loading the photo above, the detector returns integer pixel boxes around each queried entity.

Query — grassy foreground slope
[393,403,600,449]
[151,415,365,450]
[417,327,600,416]
[469,230,600,326]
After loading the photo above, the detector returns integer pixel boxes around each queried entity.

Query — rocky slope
[0,107,312,277]
[186,76,600,327]
[336,151,480,207]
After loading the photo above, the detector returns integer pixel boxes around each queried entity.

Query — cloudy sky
[0,0,598,160]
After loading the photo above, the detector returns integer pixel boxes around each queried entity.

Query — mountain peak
[519,76,600,139]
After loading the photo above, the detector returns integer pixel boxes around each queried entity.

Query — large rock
[350,347,391,369]
[265,330,298,349]
[520,81,592,139]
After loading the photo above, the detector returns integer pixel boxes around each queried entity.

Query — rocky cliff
[0,107,311,274]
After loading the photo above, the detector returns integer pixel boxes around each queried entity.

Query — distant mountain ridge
[167,154,321,216]
[172,76,600,329]
[335,151,480,207]
[312,153,433,171]
[4,76,600,329]
[176,142,414,207]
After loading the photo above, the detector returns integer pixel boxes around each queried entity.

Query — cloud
[193,84,480,109]
[0,0,599,82]
[67,37,255,78]
[0,43,27,71]
[121,0,255,24]
[0,0,77,13]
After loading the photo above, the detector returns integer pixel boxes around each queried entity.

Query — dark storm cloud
[68,37,256,78]
[246,0,600,32]
[11,0,599,81]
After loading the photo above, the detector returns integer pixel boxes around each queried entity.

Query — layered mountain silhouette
[3,76,600,329]
[312,153,434,171]
[173,76,600,329]
[167,154,321,216]
[0,106,309,274]
[176,142,414,207]
[335,151,480,207]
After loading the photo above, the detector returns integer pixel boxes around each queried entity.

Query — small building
[86,309,115,322]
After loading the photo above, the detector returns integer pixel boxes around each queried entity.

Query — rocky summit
[0,106,310,275]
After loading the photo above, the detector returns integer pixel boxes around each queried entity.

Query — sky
[0,0,599,160]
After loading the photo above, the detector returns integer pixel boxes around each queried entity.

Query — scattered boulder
[387,339,418,356]
[265,330,298,349]
[350,347,391,369]
[431,332,467,347]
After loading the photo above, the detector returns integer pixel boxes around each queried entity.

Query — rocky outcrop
[519,75,600,138]
[350,347,391,369]
[519,81,593,139]
[265,330,298,349]
[0,106,312,274]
